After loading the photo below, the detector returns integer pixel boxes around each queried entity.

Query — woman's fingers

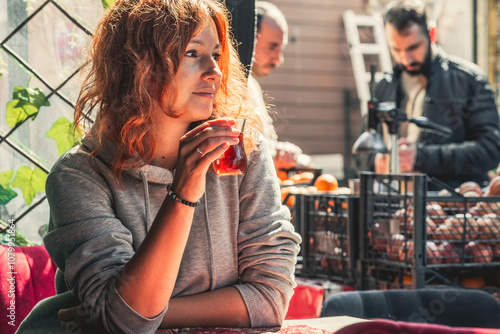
[198,142,230,162]
[170,119,240,201]
[181,118,235,140]
[169,120,241,203]
[58,305,97,334]
[58,306,78,321]
[181,121,240,162]
[194,133,239,158]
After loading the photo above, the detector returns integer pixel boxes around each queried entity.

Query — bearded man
[371,0,500,188]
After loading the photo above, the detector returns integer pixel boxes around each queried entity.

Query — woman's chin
[196,108,214,121]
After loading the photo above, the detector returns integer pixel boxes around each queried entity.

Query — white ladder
[342,10,392,116]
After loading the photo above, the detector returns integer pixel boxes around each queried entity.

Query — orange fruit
[314,174,338,191]
[277,170,288,182]
[402,274,412,285]
[461,276,486,288]
[281,186,298,207]
[393,274,412,286]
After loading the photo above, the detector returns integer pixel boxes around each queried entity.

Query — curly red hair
[75,0,260,181]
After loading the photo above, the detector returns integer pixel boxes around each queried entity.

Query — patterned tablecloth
[156,324,332,334]
[155,316,368,334]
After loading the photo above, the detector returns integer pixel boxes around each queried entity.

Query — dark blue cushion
[321,288,500,329]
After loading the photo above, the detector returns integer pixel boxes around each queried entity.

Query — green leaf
[6,99,29,127]
[0,186,17,205]
[0,170,17,205]
[0,219,33,246]
[101,0,116,9]
[46,117,84,155]
[6,86,50,127]
[0,170,14,188]
[11,166,47,206]
[12,86,50,107]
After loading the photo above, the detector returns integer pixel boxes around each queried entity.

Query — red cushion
[0,245,57,334]
[336,319,500,334]
[285,281,325,319]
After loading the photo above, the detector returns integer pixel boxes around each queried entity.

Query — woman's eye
[185,50,197,58]
[213,53,221,62]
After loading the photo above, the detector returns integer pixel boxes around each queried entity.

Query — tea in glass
[213,118,247,176]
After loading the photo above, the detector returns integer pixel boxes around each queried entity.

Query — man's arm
[414,77,500,180]
[271,140,312,170]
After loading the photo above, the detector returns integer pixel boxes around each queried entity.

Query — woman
[17,0,300,333]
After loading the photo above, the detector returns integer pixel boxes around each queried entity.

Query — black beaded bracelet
[166,185,200,207]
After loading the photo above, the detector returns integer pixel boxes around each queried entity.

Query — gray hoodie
[18,135,301,334]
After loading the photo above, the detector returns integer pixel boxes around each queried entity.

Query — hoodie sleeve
[43,156,166,334]
[235,136,302,327]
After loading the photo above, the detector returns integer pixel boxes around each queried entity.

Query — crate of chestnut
[294,193,359,286]
[357,172,500,293]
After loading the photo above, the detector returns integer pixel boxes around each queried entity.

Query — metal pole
[390,134,400,174]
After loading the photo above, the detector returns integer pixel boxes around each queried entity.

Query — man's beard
[399,42,432,76]
[404,63,425,76]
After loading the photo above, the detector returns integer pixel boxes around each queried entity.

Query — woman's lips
[193,92,214,99]
[193,90,215,99]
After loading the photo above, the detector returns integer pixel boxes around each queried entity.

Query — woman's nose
[202,57,222,81]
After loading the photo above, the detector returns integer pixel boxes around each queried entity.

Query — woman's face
[164,19,222,120]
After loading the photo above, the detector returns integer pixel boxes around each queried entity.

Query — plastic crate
[295,193,359,286]
[280,168,323,232]
[358,172,500,298]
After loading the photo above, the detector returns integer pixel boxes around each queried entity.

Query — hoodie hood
[81,135,174,185]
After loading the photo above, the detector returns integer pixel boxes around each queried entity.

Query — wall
[437,0,473,62]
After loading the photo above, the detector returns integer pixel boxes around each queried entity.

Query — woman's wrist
[166,184,200,208]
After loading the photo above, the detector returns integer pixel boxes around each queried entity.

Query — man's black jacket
[369,49,500,188]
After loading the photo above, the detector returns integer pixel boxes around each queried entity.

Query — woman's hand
[58,305,103,334]
[170,118,240,203]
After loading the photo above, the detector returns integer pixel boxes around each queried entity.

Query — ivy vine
[2,85,84,207]
[0,0,111,244]
[6,86,50,127]
[0,219,33,246]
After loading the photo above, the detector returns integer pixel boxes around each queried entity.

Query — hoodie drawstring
[202,191,215,290]
[139,171,151,232]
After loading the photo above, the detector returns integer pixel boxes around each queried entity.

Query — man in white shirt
[249,1,312,170]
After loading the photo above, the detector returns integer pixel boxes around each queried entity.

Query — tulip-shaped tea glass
[213,118,247,176]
